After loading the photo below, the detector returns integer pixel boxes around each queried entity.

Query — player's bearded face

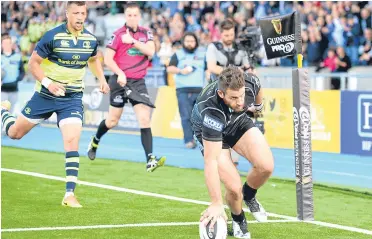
[221,28,235,46]
[125,8,141,28]
[220,87,246,112]
[66,4,87,32]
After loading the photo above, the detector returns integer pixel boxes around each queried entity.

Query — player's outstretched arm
[28,51,65,96]
[203,139,223,204]
[88,55,109,94]
[200,139,227,228]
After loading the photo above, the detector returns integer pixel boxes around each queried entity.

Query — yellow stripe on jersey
[53,48,94,52]
[35,59,85,93]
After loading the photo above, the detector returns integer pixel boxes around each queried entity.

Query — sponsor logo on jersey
[203,114,223,132]
[60,40,70,47]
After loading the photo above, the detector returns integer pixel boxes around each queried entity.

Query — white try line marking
[2,168,372,236]
[2,220,295,233]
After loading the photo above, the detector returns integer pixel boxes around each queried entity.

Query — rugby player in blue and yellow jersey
[1,1,109,208]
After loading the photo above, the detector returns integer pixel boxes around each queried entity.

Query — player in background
[1,1,109,207]
[87,2,166,172]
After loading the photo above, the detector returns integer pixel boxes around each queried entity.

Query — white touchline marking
[305,221,372,235]
[1,220,295,233]
[2,168,372,235]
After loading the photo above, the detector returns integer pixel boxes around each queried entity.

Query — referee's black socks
[94,120,110,144]
[243,182,257,201]
[140,128,153,162]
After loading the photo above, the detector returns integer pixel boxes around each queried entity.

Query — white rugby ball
[199,217,227,239]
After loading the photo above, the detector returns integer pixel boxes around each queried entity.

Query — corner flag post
[258,11,314,221]
[292,11,314,221]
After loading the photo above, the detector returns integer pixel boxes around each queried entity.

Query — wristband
[254,102,264,112]
[41,77,52,88]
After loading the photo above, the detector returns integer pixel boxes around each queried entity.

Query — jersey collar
[62,22,84,36]
[125,23,138,33]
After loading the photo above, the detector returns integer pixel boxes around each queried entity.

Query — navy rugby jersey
[34,23,98,97]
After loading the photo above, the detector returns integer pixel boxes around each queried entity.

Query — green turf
[3,224,372,239]
[2,147,372,238]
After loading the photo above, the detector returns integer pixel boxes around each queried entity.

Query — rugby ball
[199,217,227,239]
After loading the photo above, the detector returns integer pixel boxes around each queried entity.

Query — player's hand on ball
[100,81,110,94]
[200,203,227,229]
[117,73,127,87]
[122,29,134,44]
[48,82,66,97]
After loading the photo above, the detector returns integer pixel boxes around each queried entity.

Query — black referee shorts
[108,75,149,108]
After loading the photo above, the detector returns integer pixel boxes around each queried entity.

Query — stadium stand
[2,1,371,69]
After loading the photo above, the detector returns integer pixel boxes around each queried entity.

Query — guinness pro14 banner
[258,12,296,59]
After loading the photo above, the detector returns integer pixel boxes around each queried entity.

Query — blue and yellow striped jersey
[34,23,98,97]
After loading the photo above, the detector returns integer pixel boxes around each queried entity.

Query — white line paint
[305,221,372,235]
[2,168,372,235]
[1,220,295,233]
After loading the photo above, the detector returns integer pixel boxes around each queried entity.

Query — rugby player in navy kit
[191,66,274,238]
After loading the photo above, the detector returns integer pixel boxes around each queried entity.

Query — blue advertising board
[341,91,372,156]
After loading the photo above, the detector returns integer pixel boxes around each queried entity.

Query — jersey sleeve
[168,53,178,67]
[106,32,121,51]
[91,41,98,57]
[201,109,226,142]
[252,74,261,95]
[35,31,54,58]
[206,43,218,65]
[245,73,261,96]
